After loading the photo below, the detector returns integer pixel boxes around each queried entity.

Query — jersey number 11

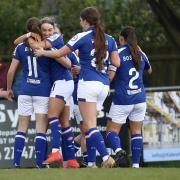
[27,56,38,78]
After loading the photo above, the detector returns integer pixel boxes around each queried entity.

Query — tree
[147,0,180,50]
[0,0,170,56]
[53,0,169,53]
[98,0,168,51]
[0,0,41,57]
[56,0,97,41]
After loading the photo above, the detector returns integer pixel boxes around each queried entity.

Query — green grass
[0,168,180,180]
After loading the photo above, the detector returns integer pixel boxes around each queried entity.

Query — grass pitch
[0,168,180,180]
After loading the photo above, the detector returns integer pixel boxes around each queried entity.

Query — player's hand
[1,89,14,101]
[71,65,81,75]
[7,89,14,101]
[34,48,44,57]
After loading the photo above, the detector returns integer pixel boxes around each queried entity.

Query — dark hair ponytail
[120,26,140,71]
[80,7,106,71]
[94,23,106,71]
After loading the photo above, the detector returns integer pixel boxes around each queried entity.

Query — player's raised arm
[55,56,72,68]
[34,45,72,59]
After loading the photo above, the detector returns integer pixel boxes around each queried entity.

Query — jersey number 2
[129,68,139,89]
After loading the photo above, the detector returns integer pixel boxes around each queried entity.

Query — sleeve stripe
[67,30,92,46]
[118,47,127,54]
[140,50,150,64]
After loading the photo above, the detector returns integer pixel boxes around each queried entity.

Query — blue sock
[106,131,121,153]
[61,134,68,161]
[85,128,108,161]
[48,117,61,150]
[61,127,75,160]
[131,134,143,164]
[74,141,81,154]
[44,138,48,160]
[86,135,96,163]
[85,131,96,164]
[13,132,26,166]
[35,133,47,168]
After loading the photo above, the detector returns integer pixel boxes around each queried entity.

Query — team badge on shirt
[71,35,78,41]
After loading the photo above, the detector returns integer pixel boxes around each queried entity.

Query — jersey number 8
[90,49,109,73]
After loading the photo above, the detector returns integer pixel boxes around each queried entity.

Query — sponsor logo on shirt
[127,88,142,95]
[71,35,78,41]
[27,78,41,84]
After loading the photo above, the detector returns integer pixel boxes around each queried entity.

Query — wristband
[26,32,31,38]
